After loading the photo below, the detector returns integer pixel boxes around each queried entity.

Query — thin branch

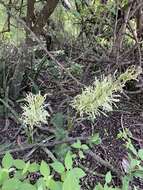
[86,150,123,179]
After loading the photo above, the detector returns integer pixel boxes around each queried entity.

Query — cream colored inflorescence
[71,66,142,120]
[21,92,49,129]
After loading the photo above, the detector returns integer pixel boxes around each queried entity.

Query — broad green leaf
[0,169,9,185]
[122,176,130,190]
[105,171,112,184]
[138,149,143,160]
[63,171,80,190]
[65,151,73,170]
[22,161,30,175]
[29,163,39,172]
[45,176,53,188]
[47,178,62,190]
[14,171,23,180]
[13,159,25,170]
[37,178,46,190]
[81,144,89,150]
[71,140,81,149]
[72,168,86,179]
[52,181,63,190]
[2,178,21,190]
[2,153,13,169]
[40,161,50,177]
[51,161,65,174]
[20,182,36,190]
[130,159,140,170]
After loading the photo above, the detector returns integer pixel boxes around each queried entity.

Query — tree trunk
[112,2,133,57]
[26,0,36,45]
[10,0,59,99]
[136,0,143,41]
[33,0,59,36]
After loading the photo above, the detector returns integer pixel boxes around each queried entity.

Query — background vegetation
[0,0,143,189]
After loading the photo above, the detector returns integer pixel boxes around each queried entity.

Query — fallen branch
[86,150,123,179]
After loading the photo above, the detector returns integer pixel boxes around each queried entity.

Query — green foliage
[52,4,80,39]
[71,134,101,159]
[2,152,13,169]
[72,140,89,159]
[1,135,143,190]
[71,66,141,120]
[51,113,64,129]
[64,151,73,170]
[117,129,143,190]
[88,133,101,146]
[51,112,67,142]
[51,112,70,159]
[46,61,61,80]
[0,3,25,43]
[50,161,65,174]
[0,152,85,190]
[94,171,120,190]
[68,63,83,77]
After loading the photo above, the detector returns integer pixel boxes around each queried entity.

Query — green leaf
[71,140,81,149]
[45,176,53,188]
[81,144,89,150]
[51,113,64,128]
[138,149,143,160]
[130,159,140,170]
[2,153,13,169]
[14,171,23,180]
[29,163,39,172]
[54,127,68,141]
[127,142,138,156]
[22,161,30,175]
[37,178,46,190]
[2,178,21,190]
[132,170,143,179]
[47,178,62,190]
[51,161,65,174]
[63,171,80,190]
[105,171,112,184]
[89,133,101,145]
[0,169,9,185]
[40,161,50,177]
[20,182,36,190]
[93,183,104,190]
[13,159,25,170]
[122,176,130,190]
[65,151,73,170]
[54,144,71,159]
[79,150,85,159]
[72,168,86,179]
[52,181,63,190]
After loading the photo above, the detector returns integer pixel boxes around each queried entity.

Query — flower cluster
[21,92,49,128]
[71,66,141,120]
